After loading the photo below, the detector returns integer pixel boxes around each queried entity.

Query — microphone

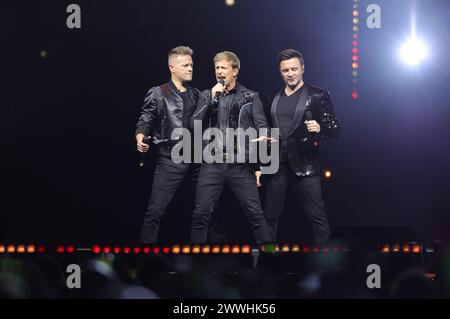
[305,110,312,121]
[213,79,225,104]
[139,136,152,167]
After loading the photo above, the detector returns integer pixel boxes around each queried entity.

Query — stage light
[66,245,75,253]
[353,26,359,32]
[133,247,141,254]
[92,245,101,254]
[225,0,235,6]
[202,245,211,254]
[303,246,310,253]
[352,71,358,77]
[402,244,410,253]
[312,247,320,253]
[353,10,359,17]
[353,18,359,24]
[143,247,150,254]
[152,247,159,254]
[162,247,170,254]
[351,92,359,99]
[399,37,427,66]
[38,246,45,253]
[352,48,359,54]
[392,244,400,253]
[113,246,121,254]
[281,245,290,253]
[352,55,359,62]
[192,245,201,254]
[352,62,359,69]
[7,245,15,253]
[56,246,65,253]
[212,245,220,254]
[241,245,251,254]
[353,34,358,39]
[324,170,332,179]
[222,245,231,254]
[17,245,26,253]
[231,245,240,254]
[412,244,421,253]
[172,245,181,254]
[40,50,47,58]
[0,245,5,253]
[382,244,390,253]
[27,245,35,253]
[352,40,358,47]
[291,245,300,252]
[123,247,131,254]
[182,245,191,254]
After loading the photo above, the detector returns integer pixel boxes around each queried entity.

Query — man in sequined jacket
[262,49,340,243]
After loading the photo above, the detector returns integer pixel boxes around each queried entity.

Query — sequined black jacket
[266,82,340,177]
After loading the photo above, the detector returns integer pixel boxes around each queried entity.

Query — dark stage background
[2,0,450,244]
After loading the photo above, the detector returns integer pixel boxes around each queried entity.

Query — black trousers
[263,163,330,243]
[191,163,272,244]
[139,155,224,243]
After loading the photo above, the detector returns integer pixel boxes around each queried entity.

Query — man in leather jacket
[262,49,340,243]
[190,51,274,244]
[135,46,223,243]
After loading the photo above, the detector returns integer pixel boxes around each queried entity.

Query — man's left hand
[255,170,262,187]
[305,120,321,133]
[250,136,277,143]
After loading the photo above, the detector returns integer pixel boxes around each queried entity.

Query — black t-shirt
[179,91,195,130]
[276,86,304,138]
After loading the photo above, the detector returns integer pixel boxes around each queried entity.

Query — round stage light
[399,37,427,66]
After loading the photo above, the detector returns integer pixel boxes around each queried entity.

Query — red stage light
[92,245,101,254]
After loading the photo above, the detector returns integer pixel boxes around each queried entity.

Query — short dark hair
[278,49,304,66]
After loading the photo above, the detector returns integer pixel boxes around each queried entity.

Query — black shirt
[216,86,237,153]
[179,90,195,130]
[276,85,304,138]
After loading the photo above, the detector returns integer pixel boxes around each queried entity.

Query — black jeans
[191,163,272,244]
[139,155,224,243]
[263,163,330,243]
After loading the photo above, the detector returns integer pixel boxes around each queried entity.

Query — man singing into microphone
[190,51,273,244]
[262,49,340,243]
[135,46,223,243]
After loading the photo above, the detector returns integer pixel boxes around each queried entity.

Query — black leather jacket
[192,83,269,164]
[135,80,200,148]
[266,82,340,177]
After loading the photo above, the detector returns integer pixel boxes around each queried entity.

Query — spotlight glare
[400,37,427,66]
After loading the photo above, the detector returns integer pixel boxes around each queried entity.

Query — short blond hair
[168,46,193,62]
[213,51,240,69]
